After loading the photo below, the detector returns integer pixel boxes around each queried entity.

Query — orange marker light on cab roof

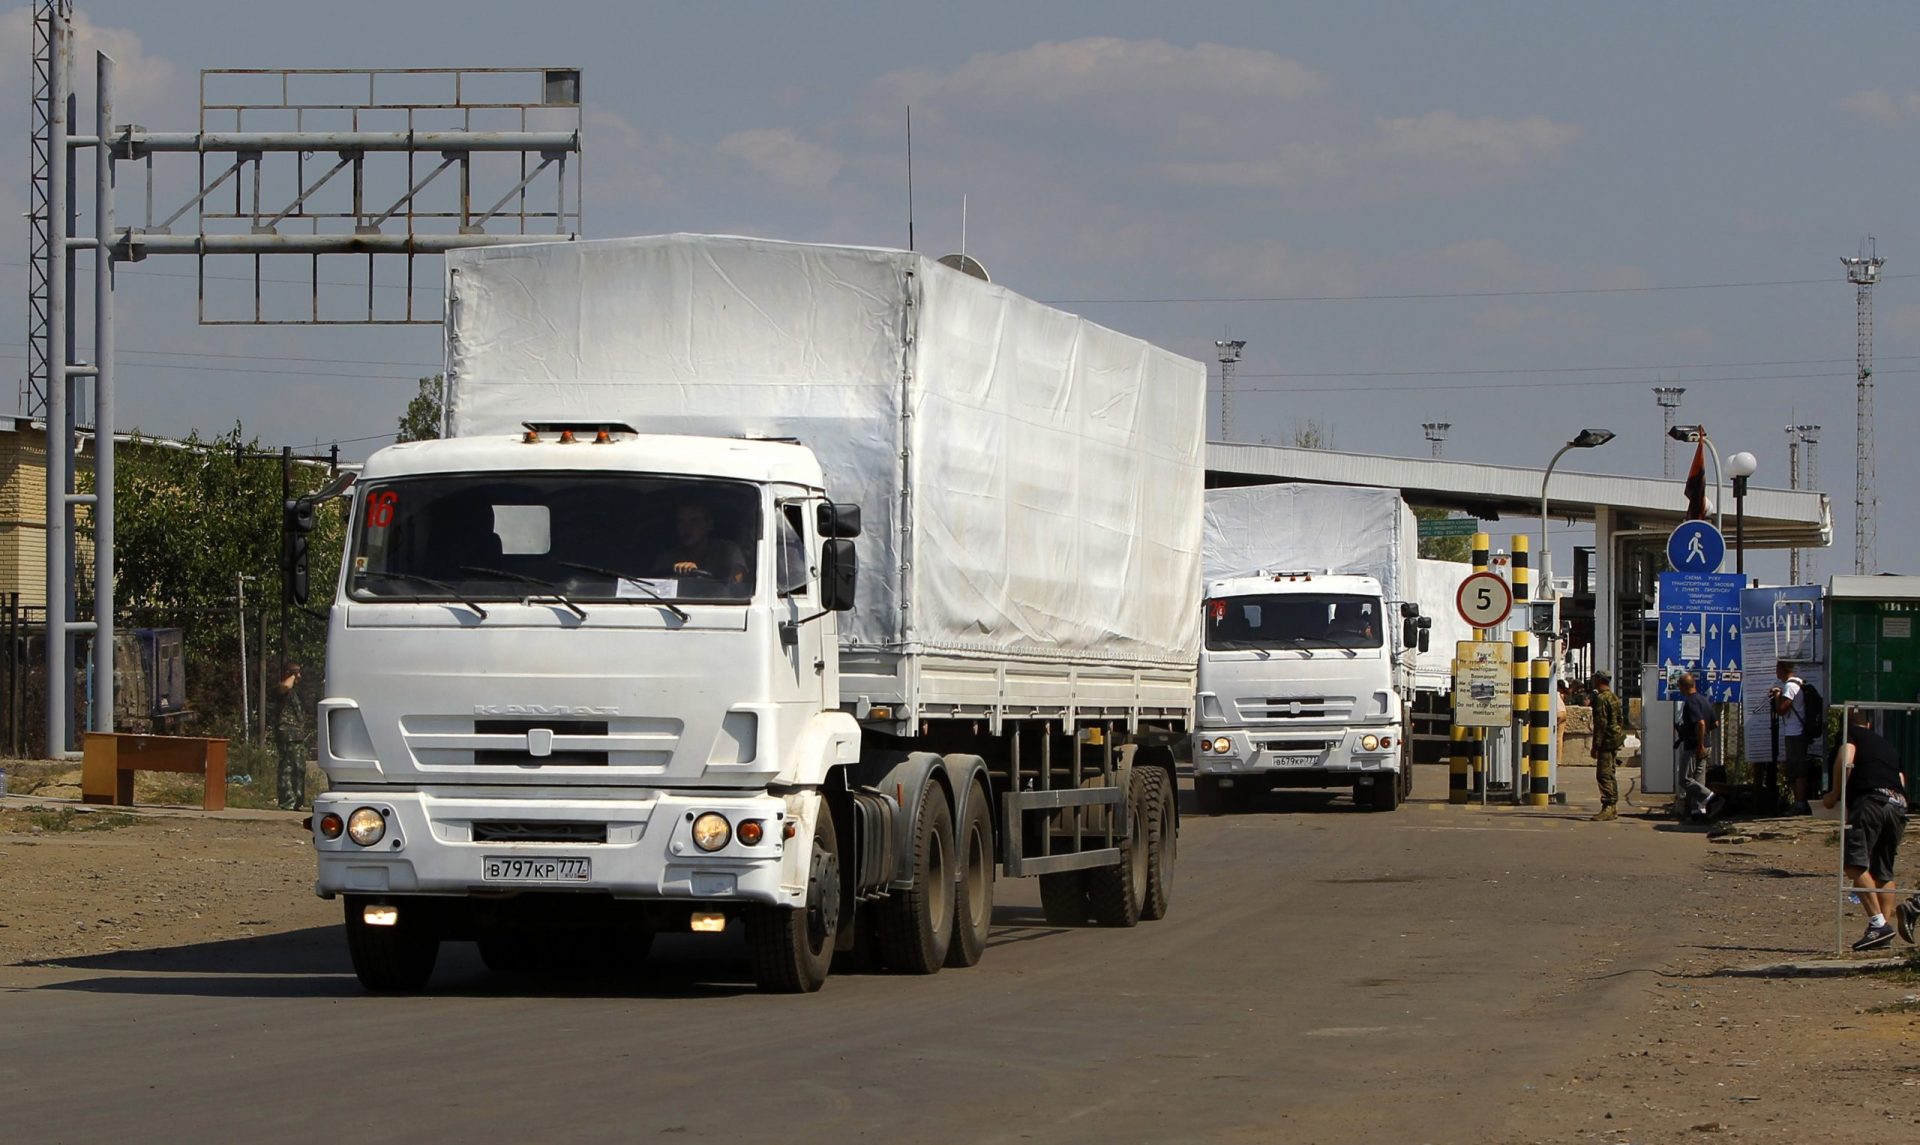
[594,428,612,443]
[558,429,576,444]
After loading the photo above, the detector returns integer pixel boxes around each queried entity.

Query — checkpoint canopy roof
[1204,443,1831,550]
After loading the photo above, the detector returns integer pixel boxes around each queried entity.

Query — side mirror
[1418,616,1432,654]
[821,539,858,611]
[284,497,317,605]
[818,502,863,539]
[1402,617,1420,649]
[1400,602,1420,619]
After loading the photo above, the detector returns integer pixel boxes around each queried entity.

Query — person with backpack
[1676,672,1724,821]
[1769,660,1825,814]
[1824,706,1908,950]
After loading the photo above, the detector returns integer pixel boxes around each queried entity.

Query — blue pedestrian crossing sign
[1656,571,1745,702]
[1666,520,1725,573]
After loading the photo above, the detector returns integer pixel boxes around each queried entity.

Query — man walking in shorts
[1825,706,1909,951]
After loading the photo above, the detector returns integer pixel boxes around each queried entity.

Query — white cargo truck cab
[1191,485,1430,813]
[312,235,1203,993]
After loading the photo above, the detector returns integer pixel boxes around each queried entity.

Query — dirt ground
[3,769,1917,1142]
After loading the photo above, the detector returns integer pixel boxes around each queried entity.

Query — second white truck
[1192,483,1430,812]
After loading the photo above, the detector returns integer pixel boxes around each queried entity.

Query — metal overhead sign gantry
[29,1,584,758]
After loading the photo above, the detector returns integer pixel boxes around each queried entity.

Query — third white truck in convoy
[310,235,1203,992]
[1192,484,1432,812]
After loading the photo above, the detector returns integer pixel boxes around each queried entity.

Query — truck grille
[471,821,608,844]
[1237,697,1354,720]
[473,719,610,767]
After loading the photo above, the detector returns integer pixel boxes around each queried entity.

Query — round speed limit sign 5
[1455,571,1513,629]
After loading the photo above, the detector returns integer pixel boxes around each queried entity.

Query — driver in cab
[659,502,748,585]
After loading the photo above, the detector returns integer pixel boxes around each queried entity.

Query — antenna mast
[1788,423,1821,584]
[1215,339,1246,442]
[1653,386,1686,478]
[1422,422,1451,458]
[1842,243,1884,574]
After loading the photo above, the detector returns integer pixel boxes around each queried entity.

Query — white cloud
[717,127,843,190]
[1841,88,1920,126]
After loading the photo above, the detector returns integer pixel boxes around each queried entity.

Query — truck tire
[1139,766,1175,921]
[747,807,840,993]
[1038,871,1090,925]
[1368,772,1401,812]
[1195,774,1229,816]
[945,790,994,968]
[1086,770,1147,928]
[878,789,955,974]
[344,896,439,993]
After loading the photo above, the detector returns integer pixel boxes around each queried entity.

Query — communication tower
[1843,245,1884,574]
[1653,386,1686,478]
[1215,339,1245,442]
[1422,421,1450,458]
[1786,423,1821,584]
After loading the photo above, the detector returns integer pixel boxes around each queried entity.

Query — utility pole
[1843,245,1883,575]
[1422,422,1451,458]
[1653,387,1686,478]
[1215,340,1245,443]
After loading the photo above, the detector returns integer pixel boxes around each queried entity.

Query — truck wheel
[878,789,955,974]
[1086,770,1147,928]
[1139,766,1175,921]
[1195,774,1228,816]
[747,807,840,993]
[1038,871,1090,925]
[1369,772,1401,812]
[344,896,439,993]
[944,791,994,968]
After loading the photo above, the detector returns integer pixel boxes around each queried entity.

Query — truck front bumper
[312,788,814,907]
[1191,727,1400,779]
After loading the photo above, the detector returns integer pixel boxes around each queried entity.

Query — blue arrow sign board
[1656,571,1745,702]
[1666,520,1726,573]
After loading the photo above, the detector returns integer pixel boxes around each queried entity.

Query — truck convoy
[310,235,1205,993]
[1192,484,1431,813]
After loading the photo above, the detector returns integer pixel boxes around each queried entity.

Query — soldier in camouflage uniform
[1588,670,1627,821]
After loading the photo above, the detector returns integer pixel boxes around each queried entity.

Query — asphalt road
[0,779,1705,1144]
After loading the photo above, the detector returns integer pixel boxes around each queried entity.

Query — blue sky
[9,2,1920,580]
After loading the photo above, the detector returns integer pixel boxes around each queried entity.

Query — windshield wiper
[358,571,489,620]
[460,566,588,620]
[553,560,690,621]
[1290,637,1316,659]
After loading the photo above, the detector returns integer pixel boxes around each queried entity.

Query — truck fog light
[318,812,344,840]
[737,819,765,846]
[346,807,387,846]
[1361,734,1380,751]
[362,904,399,927]
[1211,737,1231,754]
[691,812,731,852]
[690,912,727,933]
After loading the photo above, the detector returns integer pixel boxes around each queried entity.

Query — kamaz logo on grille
[472,704,619,716]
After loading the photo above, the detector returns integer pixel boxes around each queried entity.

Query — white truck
[1192,484,1430,812]
[310,234,1204,993]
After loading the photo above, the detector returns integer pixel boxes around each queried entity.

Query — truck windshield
[1206,593,1383,651]
[347,473,761,604]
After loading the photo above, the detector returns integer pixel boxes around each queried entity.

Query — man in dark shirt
[1675,673,1723,821]
[1825,706,1909,950]
[657,503,748,585]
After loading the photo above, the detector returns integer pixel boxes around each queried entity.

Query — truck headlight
[346,807,387,846]
[691,812,732,852]
[1211,737,1231,755]
[1361,734,1380,751]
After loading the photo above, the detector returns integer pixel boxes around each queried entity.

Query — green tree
[396,374,445,442]
[80,424,347,739]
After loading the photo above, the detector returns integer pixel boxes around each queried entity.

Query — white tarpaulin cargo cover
[1201,483,1417,607]
[444,234,1205,669]
[1417,557,1476,691]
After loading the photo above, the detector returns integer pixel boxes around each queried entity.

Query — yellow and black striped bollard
[1529,658,1553,806]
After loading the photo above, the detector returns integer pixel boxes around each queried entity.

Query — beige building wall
[0,420,95,610]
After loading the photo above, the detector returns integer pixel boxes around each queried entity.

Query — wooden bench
[81,732,229,812]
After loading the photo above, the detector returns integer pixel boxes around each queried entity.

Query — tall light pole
[1422,421,1451,458]
[1728,451,1757,578]
[1539,428,1616,602]
[1654,387,1686,478]
[1215,339,1245,443]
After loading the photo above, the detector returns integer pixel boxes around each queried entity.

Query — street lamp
[1539,428,1616,602]
[1667,424,1725,535]
[1728,451,1757,578]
